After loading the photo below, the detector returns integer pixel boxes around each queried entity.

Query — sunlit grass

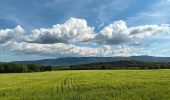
[0,70,170,100]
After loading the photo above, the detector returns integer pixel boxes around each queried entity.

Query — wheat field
[0,70,170,100]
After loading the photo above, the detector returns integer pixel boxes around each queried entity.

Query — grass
[0,70,170,100]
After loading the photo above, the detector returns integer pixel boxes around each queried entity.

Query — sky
[0,0,170,62]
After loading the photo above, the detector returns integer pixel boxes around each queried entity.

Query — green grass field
[0,70,170,100]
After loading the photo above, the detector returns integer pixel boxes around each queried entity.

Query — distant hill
[10,56,170,66]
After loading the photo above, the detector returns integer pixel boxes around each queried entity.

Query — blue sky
[0,0,170,62]
[0,0,159,29]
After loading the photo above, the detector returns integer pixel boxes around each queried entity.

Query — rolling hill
[10,56,170,66]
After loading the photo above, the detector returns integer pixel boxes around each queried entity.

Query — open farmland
[0,70,170,100]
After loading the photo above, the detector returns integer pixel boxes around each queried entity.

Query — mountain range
[8,56,170,66]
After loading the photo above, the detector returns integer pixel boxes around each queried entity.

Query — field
[0,70,170,100]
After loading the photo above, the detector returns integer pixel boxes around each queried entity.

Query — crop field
[0,70,170,100]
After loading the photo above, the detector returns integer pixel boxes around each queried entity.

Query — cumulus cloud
[95,21,170,45]
[94,20,131,45]
[1,18,170,57]
[0,25,24,43]
[21,18,170,45]
[26,18,95,44]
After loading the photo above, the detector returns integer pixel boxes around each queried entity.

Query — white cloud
[21,18,170,46]
[113,45,131,56]
[1,18,170,57]
[94,20,170,45]
[95,20,131,45]
[0,25,24,43]
[26,18,95,44]
[3,42,115,57]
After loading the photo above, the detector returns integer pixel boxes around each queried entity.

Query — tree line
[67,61,170,70]
[1,61,170,73]
[0,63,52,73]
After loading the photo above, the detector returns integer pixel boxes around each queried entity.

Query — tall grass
[0,70,170,100]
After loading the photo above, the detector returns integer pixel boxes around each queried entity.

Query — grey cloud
[129,24,170,38]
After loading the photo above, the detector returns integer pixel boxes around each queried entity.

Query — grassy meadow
[0,70,170,100]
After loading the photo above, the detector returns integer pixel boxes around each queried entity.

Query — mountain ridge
[8,56,170,66]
